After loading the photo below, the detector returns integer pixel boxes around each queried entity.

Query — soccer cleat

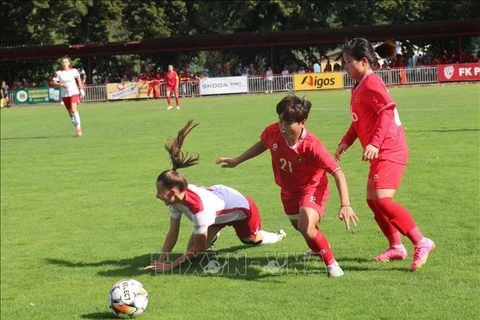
[277,229,287,240]
[167,106,173,110]
[410,238,435,271]
[326,261,344,278]
[176,106,180,109]
[75,128,83,137]
[210,231,221,246]
[373,246,408,262]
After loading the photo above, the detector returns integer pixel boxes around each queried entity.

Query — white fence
[343,67,438,88]
[3,66,462,105]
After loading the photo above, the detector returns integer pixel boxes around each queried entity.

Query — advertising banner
[437,63,480,82]
[106,82,151,100]
[293,72,343,91]
[199,76,248,95]
[14,87,61,104]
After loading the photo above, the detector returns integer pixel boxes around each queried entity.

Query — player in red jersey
[144,120,286,272]
[165,65,180,110]
[337,38,435,271]
[52,56,85,137]
[216,96,358,278]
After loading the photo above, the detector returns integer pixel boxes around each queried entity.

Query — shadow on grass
[80,312,117,319]
[336,256,410,273]
[1,135,70,140]
[47,250,360,281]
[409,128,479,133]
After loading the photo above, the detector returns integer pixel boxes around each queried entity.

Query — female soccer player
[165,65,180,110]
[336,38,435,271]
[216,96,358,278]
[144,120,286,272]
[52,56,85,137]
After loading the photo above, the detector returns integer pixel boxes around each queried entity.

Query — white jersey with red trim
[53,68,80,97]
[169,184,251,234]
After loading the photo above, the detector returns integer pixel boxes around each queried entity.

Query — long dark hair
[343,38,397,65]
[157,120,199,192]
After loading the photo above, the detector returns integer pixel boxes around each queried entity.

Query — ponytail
[375,41,397,60]
[157,120,200,192]
[165,119,199,171]
[343,38,397,65]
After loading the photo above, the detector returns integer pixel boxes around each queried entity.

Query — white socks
[258,230,286,245]
[71,111,81,129]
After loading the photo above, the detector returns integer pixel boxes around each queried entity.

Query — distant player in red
[165,65,180,110]
[143,120,286,272]
[217,95,358,278]
[52,56,85,137]
[337,38,435,271]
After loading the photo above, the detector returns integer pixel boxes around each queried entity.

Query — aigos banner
[106,82,150,100]
[294,72,343,91]
[437,63,480,82]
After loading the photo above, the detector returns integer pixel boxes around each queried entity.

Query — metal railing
[84,85,107,102]
[343,67,438,88]
[248,75,294,93]
[2,67,450,105]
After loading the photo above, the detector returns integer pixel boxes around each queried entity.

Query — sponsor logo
[373,174,379,180]
[272,143,278,151]
[202,83,228,89]
[15,90,28,103]
[443,66,454,80]
[310,196,316,203]
[351,112,359,122]
[301,76,336,88]
[110,83,137,99]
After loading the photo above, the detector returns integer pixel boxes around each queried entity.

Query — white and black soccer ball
[108,279,148,318]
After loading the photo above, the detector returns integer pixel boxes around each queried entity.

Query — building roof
[1,19,479,61]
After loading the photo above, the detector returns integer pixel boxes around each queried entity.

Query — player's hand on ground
[215,157,238,168]
[143,260,171,272]
[338,205,359,231]
[363,144,379,161]
[335,143,349,161]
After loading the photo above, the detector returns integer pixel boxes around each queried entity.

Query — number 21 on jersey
[280,158,293,172]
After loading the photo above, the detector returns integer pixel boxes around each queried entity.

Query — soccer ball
[108,279,148,318]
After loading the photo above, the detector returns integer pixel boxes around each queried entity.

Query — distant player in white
[53,56,85,137]
[144,120,286,272]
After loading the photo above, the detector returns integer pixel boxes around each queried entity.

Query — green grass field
[1,84,479,320]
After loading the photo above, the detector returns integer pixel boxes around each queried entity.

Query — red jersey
[343,71,408,164]
[260,123,340,194]
[165,71,178,88]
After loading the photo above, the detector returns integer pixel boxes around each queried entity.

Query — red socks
[374,197,422,243]
[306,229,334,266]
[367,199,402,246]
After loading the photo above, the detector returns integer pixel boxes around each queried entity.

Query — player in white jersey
[52,56,85,137]
[144,120,286,272]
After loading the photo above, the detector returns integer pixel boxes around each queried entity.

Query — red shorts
[166,86,178,93]
[212,195,262,240]
[369,160,406,189]
[281,185,330,220]
[62,95,80,110]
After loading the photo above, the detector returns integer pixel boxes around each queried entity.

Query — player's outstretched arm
[332,169,359,231]
[157,217,181,263]
[216,141,267,168]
